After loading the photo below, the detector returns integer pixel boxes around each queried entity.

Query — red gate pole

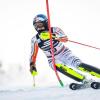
[46,0,64,87]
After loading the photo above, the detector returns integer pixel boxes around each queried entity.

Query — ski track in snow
[0,86,100,100]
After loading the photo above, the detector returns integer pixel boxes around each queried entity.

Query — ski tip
[91,82,100,89]
[69,83,78,90]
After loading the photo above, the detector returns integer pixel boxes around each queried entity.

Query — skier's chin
[37,27,46,32]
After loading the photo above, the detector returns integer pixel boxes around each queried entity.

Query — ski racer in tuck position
[30,14,100,87]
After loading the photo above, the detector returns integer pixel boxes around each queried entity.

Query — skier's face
[34,22,45,31]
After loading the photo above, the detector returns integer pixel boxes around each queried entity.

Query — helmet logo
[34,17,45,23]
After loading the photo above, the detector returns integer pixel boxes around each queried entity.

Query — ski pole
[68,40,100,51]
[33,76,35,87]
[46,0,64,87]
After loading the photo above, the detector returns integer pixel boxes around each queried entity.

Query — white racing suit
[30,27,100,82]
[31,27,81,69]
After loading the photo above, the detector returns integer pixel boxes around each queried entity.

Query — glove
[30,62,38,76]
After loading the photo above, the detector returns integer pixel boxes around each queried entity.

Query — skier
[30,14,100,88]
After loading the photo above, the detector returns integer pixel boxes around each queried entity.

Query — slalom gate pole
[68,40,100,51]
[46,0,64,87]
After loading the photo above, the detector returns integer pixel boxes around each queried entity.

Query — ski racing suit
[30,27,83,78]
[30,27,100,82]
[30,27,81,68]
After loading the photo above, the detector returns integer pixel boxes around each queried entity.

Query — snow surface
[0,86,100,100]
[0,0,100,100]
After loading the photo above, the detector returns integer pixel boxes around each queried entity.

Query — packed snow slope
[0,86,100,100]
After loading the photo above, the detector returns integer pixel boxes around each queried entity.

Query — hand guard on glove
[30,62,38,76]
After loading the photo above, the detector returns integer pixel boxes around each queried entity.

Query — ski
[69,83,86,90]
[69,82,100,90]
[91,82,100,89]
